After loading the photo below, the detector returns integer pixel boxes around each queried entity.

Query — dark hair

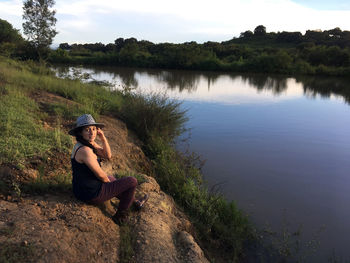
[75,126,97,154]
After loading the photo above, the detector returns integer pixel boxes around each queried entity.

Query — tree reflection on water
[53,65,350,105]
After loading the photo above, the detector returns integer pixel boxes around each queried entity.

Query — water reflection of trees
[240,74,288,94]
[155,70,350,105]
[90,66,139,88]
[295,76,350,103]
[147,70,290,95]
[97,67,225,93]
[157,71,199,92]
[154,70,350,105]
[241,74,350,104]
[54,65,350,105]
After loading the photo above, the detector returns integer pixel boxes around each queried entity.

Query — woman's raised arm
[93,128,112,160]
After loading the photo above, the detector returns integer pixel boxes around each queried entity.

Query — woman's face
[81,125,97,143]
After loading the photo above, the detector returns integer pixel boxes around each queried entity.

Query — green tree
[22,0,57,61]
[254,25,266,36]
[326,27,342,38]
[0,19,23,44]
[239,30,253,38]
[58,42,70,50]
[114,37,125,51]
[276,31,302,43]
[0,19,24,57]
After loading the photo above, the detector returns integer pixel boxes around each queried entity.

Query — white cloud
[53,0,350,39]
[60,19,92,31]
[0,0,22,30]
[0,0,350,43]
[0,0,21,16]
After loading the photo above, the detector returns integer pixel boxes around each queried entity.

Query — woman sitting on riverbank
[69,114,148,224]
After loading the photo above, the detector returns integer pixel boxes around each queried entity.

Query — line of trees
[1,19,350,76]
[50,26,350,76]
[57,26,350,54]
[236,25,350,47]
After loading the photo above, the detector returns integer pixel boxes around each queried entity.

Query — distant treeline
[1,19,350,76]
[50,25,350,76]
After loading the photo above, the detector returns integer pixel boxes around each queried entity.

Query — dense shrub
[118,91,188,145]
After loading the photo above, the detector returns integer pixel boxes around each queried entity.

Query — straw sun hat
[68,114,105,136]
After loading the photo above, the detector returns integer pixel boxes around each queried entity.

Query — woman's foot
[134,194,149,211]
[111,210,129,225]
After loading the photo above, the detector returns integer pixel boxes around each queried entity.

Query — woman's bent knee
[128,176,138,187]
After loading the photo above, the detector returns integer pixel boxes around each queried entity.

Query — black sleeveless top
[71,143,102,201]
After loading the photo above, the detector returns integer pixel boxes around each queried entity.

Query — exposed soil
[0,91,209,263]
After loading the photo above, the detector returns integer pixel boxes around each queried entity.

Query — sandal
[134,194,149,211]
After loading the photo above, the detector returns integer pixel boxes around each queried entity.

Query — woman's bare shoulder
[75,146,98,164]
[78,146,94,155]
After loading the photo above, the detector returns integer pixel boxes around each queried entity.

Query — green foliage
[0,57,123,117]
[1,17,349,76]
[0,42,17,57]
[0,19,23,44]
[303,45,350,67]
[244,50,293,73]
[47,25,350,76]
[114,171,147,185]
[0,19,24,58]
[292,60,315,74]
[276,31,303,43]
[254,25,267,36]
[48,48,69,61]
[22,0,57,60]
[119,225,135,263]
[119,91,188,145]
[0,86,71,165]
[22,169,72,194]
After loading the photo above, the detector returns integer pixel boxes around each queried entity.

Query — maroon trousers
[89,176,137,211]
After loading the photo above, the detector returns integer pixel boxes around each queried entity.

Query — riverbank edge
[0,56,258,262]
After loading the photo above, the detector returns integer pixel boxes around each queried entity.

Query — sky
[0,0,350,45]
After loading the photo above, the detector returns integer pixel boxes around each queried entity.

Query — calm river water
[55,66,350,261]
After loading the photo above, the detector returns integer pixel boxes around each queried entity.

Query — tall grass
[0,57,123,118]
[22,170,72,194]
[119,224,135,263]
[118,91,188,145]
[0,85,71,166]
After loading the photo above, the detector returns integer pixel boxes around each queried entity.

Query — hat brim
[68,123,105,136]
